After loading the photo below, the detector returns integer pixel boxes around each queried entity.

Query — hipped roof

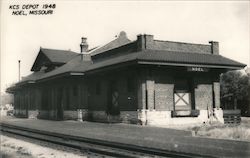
[33,49,245,82]
[7,32,246,92]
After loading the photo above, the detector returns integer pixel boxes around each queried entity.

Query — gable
[31,50,53,71]
[42,48,78,63]
[31,48,78,72]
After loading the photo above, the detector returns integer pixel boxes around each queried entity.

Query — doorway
[107,81,120,115]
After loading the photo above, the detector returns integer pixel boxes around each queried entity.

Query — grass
[191,117,250,141]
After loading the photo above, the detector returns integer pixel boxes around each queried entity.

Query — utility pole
[18,60,21,81]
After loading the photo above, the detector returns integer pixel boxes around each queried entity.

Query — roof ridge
[91,41,137,59]
[41,47,78,54]
[90,33,132,55]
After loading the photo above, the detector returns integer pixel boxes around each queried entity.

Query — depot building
[7,32,246,126]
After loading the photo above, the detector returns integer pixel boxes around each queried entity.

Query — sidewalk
[1,116,250,157]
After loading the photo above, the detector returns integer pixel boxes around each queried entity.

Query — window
[174,79,192,111]
[96,82,101,95]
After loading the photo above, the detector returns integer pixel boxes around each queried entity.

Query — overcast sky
[1,0,249,93]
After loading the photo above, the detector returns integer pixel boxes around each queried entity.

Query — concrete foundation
[213,108,224,124]
[28,110,38,119]
[138,109,211,126]
[120,111,139,124]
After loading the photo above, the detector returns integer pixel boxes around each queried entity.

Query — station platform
[1,116,250,157]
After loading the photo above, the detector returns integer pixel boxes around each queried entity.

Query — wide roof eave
[137,60,246,70]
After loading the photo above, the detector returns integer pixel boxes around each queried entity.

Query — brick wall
[84,110,140,124]
[195,84,213,110]
[137,79,146,110]
[64,110,78,120]
[155,83,174,110]
[12,67,219,126]
[135,70,215,126]
[136,34,212,54]
[146,80,155,110]
[213,82,220,109]
[153,40,212,54]
[138,69,176,111]
[37,110,50,119]
[120,111,139,123]
[90,111,107,121]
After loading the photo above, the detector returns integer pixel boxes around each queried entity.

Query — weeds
[194,119,250,141]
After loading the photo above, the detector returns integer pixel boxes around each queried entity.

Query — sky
[1,0,250,93]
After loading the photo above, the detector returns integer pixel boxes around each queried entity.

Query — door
[107,81,120,115]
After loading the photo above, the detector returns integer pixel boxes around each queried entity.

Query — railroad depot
[6,31,246,125]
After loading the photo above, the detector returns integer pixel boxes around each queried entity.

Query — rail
[0,123,209,158]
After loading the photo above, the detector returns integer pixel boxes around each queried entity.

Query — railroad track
[0,123,211,158]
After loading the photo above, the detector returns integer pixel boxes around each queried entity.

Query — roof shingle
[41,48,78,63]
[14,34,247,85]
[72,50,246,73]
[138,50,246,67]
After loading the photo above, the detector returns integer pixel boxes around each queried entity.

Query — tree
[220,71,250,115]
[1,92,14,106]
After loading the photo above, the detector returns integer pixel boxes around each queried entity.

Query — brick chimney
[80,37,88,53]
[137,34,154,51]
[80,37,91,61]
[209,41,219,55]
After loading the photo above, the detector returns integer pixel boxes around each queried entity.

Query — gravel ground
[2,116,249,157]
[0,134,90,158]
